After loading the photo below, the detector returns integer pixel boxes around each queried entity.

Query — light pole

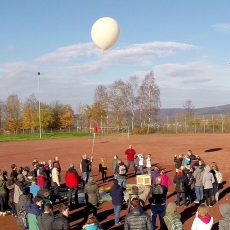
[37,72,42,139]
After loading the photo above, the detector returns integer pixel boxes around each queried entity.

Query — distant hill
[158,104,230,118]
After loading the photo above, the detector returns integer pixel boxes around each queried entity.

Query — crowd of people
[0,145,229,230]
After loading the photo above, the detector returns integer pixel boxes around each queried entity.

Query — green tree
[5,95,22,133]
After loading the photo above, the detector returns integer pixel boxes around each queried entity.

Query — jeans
[204,188,213,206]
[139,166,144,174]
[177,192,186,206]
[146,167,151,175]
[113,205,121,224]
[68,187,78,206]
[0,194,6,212]
[83,172,90,185]
[195,186,204,201]
[117,178,126,188]
[151,204,166,230]
[101,171,107,183]
[212,183,218,196]
[127,161,136,173]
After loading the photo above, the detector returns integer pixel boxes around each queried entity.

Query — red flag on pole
[93,122,99,133]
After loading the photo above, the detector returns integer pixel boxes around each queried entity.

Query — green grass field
[0,131,90,142]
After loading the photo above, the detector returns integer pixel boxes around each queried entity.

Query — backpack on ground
[118,165,126,175]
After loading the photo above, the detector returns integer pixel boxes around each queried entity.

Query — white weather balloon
[91,17,120,51]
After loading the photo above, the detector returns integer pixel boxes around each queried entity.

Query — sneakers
[194,200,200,204]
[208,204,213,207]
[115,222,122,226]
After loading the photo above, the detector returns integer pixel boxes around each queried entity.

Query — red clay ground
[0,134,229,230]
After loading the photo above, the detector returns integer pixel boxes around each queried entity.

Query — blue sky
[0,0,230,109]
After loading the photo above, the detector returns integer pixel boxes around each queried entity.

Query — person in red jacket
[125,145,136,174]
[65,163,79,208]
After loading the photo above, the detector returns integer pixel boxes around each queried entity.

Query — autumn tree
[60,105,75,131]
[49,102,64,130]
[5,95,22,133]
[22,94,38,133]
[40,103,53,130]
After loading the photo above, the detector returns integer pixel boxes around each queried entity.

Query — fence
[150,114,230,134]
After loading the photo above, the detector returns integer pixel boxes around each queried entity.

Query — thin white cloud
[36,43,99,63]
[155,62,217,85]
[0,41,199,107]
[70,41,195,75]
[211,23,230,32]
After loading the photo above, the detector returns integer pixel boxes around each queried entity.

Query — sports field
[0,134,229,229]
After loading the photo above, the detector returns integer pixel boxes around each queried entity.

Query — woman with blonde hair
[191,204,213,230]
[210,162,223,202]
[163,202,182,230]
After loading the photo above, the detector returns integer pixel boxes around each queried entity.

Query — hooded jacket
[160,173,171,188]
[65,167,79,188]
[173,172,188,193]
[193,166,204,187]
[163,212,182,230]
[38,212,54,230]
[110,184,124,206]
[0,179,7,194]
[124,207,152,230]
[84,181,100,205]
[52,214,70,230]
[219,203,230,230]
[202,166,215,189]
[27,203,42,230]
[191,215,213,230]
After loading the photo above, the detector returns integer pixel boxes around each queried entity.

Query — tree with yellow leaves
[22,94,38,133]
[60,105,75,131]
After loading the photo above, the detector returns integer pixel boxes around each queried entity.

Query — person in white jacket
[191,203,213,230]
[52,163,61,197]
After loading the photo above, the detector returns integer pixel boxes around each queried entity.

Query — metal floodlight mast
[37,72,42,139]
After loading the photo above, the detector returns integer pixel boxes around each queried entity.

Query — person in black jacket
[52,203,70,230]
[125,198,152,230]
[149,176,167,230]
[173,169,189,208]
[38,203,54,230]
[174,155,183,169]
[109,179,124,225]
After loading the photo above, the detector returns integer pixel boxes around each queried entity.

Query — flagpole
[91,132,96,155]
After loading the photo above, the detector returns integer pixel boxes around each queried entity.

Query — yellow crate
[136,174,151,186]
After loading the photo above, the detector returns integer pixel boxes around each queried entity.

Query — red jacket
[125,148,136,161]
[65,168,79,188]
[37,174,45,189]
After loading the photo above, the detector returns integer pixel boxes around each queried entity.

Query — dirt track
[0,134,229,229]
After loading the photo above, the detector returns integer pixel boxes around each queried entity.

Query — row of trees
[0,95,75,134]
[90,71,161,130]
[0,71,161,134]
